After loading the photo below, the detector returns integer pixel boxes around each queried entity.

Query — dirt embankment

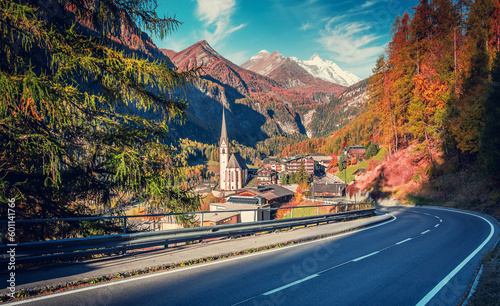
[355,145,432,201]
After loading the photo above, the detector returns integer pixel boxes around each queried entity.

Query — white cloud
[300,22,312,31]
[317,20,385,69]
[360,0,377,9]
[196,0,245,45]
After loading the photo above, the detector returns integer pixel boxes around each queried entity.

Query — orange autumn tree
[409,63,450,163]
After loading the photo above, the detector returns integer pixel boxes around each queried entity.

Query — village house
[282,155,317,176]
[311,182,346,198]
[210,196,272,222]
[210,184,294,222]
[345,146,366,160]
[197,211,240,226]
[235,185,294,205]
[308,153,332,173]
[256,167,278,185]
[266,160,283,172]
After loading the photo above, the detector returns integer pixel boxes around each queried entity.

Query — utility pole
[342,161,347,200]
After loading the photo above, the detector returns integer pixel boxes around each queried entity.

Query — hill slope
[165,41,340,144]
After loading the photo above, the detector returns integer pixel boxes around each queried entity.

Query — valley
[160,40,365,147]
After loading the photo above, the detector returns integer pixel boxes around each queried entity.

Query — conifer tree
[0,0,199,236]
[480,51,500,181]
[296,160,309,185]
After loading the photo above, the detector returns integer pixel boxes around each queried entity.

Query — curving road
[9,206,499,306]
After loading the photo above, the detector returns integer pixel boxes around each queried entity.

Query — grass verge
[467,243,500,305]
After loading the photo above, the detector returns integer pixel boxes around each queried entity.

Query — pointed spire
[220,107,228,145]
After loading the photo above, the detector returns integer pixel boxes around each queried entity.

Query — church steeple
[219,107,229,190]
[220,107,228,145]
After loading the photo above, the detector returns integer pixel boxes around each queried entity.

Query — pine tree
[296,160,309,185]
[0,0,199,238]
[480,51,500,181]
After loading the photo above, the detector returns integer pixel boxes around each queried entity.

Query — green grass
[338,147,388,184]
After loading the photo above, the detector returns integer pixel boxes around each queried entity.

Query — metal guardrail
[1,201,371,243]
[0,206,375,265]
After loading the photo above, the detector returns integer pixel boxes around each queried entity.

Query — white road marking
[434,224,439,228]
[352,251,380,262]
[420,230,430,235]
[396,238,413,245]
[8,215,398,305]
[263,274,319,296]
[415,211,495,306]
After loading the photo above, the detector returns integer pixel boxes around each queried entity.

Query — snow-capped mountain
[241,50,345,102]
[290,53,361,87]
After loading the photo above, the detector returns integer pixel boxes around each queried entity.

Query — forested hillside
[307,79,369,138]
[281,0,500,214]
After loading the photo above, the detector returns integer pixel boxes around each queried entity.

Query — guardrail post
[123,217,127,234]
[291,208,294,218]
[317,206,319,216]
[200,212,204,227]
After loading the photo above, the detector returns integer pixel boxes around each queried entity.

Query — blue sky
[154,0,418,79]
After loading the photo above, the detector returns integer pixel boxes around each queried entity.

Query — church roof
[228,153,248,169]
[220,108,228,145]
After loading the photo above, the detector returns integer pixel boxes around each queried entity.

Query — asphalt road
[8,206,499,306]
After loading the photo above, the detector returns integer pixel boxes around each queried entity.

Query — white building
[219,109,248,191]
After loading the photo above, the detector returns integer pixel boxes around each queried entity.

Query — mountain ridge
[242,50,360,87]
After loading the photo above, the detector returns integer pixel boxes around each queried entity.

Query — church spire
[220,107,228,145]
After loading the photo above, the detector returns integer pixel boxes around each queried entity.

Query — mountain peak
[197,40,210,46]
[243,49,360,87]
[292,55,361,87]
[195,40,216,52]
[310,53,321,61]
[270,50,284,59]
[249,50,271,61]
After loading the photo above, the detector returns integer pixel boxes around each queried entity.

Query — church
[219,109,248,191]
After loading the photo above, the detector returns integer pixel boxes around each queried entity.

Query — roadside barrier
[0,206,374,265]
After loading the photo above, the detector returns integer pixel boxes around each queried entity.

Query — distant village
[158,109,368,230]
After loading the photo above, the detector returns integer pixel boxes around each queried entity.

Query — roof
[281,183,299,193]
[283,155,308,163]
[226,196,265,205]
[227,153,248,169]
[195,211,240,223]
[211,202,269,211]
[312,183,345,194]
[308,153,328,157]
[353,169,366,175]
[238,184,294,200]
[257,167,278,175]
[308,155,332,163]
